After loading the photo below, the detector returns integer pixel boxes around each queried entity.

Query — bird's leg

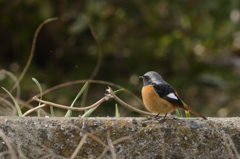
[160,113,168,123]
[144,113,160,120]
[155,113,162,120]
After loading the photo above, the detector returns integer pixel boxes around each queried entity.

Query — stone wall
[0,117,239,159]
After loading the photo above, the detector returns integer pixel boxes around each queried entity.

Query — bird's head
[139,71,167,86]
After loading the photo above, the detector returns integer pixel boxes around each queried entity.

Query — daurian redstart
[139,71,207,120]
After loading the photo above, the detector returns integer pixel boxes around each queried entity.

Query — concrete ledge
[0,117,239,158]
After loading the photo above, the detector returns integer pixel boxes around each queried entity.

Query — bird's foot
[160,118,167,123]
[146,116,162,120]
[155,116,161,120]
[159,113,168,123]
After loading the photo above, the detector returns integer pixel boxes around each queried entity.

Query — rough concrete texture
[0,117,239,159]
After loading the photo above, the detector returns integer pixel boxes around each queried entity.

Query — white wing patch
[167,93,178,100]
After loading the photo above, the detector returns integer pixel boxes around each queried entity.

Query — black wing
[153,84,184,107]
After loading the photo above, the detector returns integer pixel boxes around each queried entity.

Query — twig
[98,136,132,159]
[30,86,158,117]
[70,134,88,159]
[0,129,17,159]
[112,136,132,145]
[226,133,240,159]
[0,151,12,157]
[107,87,158,117]
[16,142,28,159]
[221,130,240,159]
[18,98,49,116]
[107,131,116,159]
[27,79,144,107]
[70,125,116,157]
[22,104,47,117]
[32,95,110,111]
[39,154,54,159]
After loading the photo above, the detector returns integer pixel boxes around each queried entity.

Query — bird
[139,71,207,121]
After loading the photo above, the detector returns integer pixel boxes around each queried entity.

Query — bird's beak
[139,76,143,79]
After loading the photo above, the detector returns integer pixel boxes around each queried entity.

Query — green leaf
[50,106,55,117]
[2,87,23,117]
[81,105,99,117]
[115,103,120,117]
[185,110,191,118]
[32,78,42,101]
[175,109,182,117]
[32,78,55,116]
[38,108,47,117]
[65,82,88,117]
[113,88,124,95]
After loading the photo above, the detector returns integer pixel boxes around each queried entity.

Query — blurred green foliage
[0,0,240,117]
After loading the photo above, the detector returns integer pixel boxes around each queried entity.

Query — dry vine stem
[30,87,158,117]
[106,131,116,159]
[98,136,132,159]
[0,130,17,159]
[70,134,88,159]
[70,124,131,159]
[32,95,110,111]
[26,79,143,106]
[10,17,58,94]
[22,104,47,117]
[71,125,116,157]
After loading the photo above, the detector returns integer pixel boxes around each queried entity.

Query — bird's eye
[144,76,150,80]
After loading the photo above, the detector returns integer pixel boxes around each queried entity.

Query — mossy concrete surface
[0,117,239,158]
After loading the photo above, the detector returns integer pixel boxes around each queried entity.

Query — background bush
[0,0,240,117]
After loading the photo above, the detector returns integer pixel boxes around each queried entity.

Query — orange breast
[141,85,178,114]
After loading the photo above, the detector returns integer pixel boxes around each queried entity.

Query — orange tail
[183,104,207,120]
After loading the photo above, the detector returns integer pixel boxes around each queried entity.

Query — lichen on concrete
[0,117,239,158]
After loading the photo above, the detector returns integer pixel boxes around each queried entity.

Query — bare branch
[0,130,17,159]
[70,124,116,157]
[107,131,116,159]
[98,136,132,159]
[27,80,143,107]
[70,134,88,159]
[29,86,158,117]
[0,151,12,157]
[112,136,132,145]
[22,104,47,117]
[226,133,240,159]
[16,141,28,159]
[221,130,240,159]
[32,95,110,111]
[29,86,159,118]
